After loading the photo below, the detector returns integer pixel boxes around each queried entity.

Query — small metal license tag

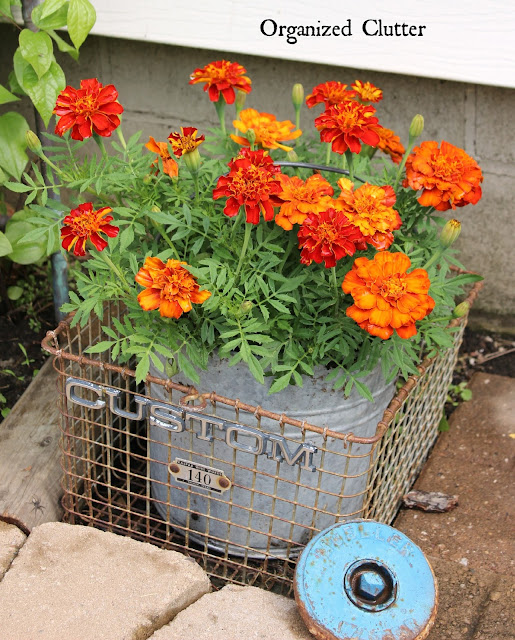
[169,458,232,493]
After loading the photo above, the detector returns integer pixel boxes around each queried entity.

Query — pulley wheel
[294,520,438,640]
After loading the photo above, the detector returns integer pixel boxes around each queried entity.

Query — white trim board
[86,0,514,88]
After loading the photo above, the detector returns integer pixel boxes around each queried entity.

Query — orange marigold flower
[54,78,123,141]
[404,140,483,211]
[61,203,119,257]
[314,101,380,154]
[305,81,356,108]
[297,208,364,268]
[230,108,302,152]
[351,80,383,103]
[145,136,179,179]
[168,127,205,158]
[332,179,401,250]
[342,252,435,340]
[212,148,282,224]
[275,174,334,230]
[135,257,211,319]
[369,125,405,164]
[189,60,252,104]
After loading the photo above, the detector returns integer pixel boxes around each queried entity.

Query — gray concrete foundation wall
[1,25,514,321]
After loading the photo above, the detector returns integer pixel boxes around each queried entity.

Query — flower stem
[93,132,108,159]
[279,230,298,272]
[325,143,332,166]
[214,100,226,135]
[116,127,127,150]
[422,247,445,272]
[331,266,340,315]
[235,222,252,278]
[393,139,416,190]
[99,251,131,293]
[152,221,181,260]
[345,150,355,182]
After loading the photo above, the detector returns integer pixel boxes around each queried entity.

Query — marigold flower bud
[453,301,470,318]
[235,90,247,111]
[240,300,253,314]
[183,148,201,173]
[245,128,256,146]
[286,149,299,162]
[143,174,153,184]
[409,114,424,140]
[151,205,161,213]
[292,83,304,109]
[440,218,461,247]
[25,130,42,153]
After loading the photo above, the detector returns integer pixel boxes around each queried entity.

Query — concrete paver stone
[0,522,210,640]
[149,584,314,640]
[0,521,26,581]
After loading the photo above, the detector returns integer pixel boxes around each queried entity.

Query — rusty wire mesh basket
[42,280,481,595]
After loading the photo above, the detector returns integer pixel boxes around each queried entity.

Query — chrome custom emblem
[65,377,318,471]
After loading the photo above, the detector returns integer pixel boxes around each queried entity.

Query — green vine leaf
[0,84,20,105]
[0,231,13,257]
[15,53,66,126]
[0,112,29,180]
[67,0,96,50]
[19,29,54,79]
[47,29,79,61]
[31,0,68,30]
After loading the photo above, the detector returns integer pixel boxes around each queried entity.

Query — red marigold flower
[305,81,356,108]
[212,148,282,224]
[404,141,483,211]
[275,174,333,230]
[189,60,252,104]
[297,208,364,268]
[332,179,401,250]
[135,257,211,319]
[314,101,380,154]
[230,108,302,152]
[369,124,405,164]
[351,80,383,103]
[61,203,119,257]
[342,251,435,340]
[168,127,205,158]
[53,78,123,141]
[145,136,179,178]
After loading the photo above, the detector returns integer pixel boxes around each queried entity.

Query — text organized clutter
[260,19,427,44]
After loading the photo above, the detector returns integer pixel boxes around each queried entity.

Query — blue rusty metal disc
[294,520,438,640]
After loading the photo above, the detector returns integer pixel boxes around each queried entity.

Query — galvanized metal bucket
[149,356,394,558]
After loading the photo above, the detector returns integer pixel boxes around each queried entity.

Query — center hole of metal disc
[344,559,397,612]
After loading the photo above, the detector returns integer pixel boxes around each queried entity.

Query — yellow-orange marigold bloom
[305,81,356,108]
[369,125,405,164]
[275,174,334,230]
[189,60,252,104]
[404,140,483,211]
[342,252,435,340]
[135,257,211,319]
[168,127,205,158]
[230,108,302,152]
[332,179,401,250]
[145,136,179,178]
[314,101,380,154]
[351,80,383,103]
